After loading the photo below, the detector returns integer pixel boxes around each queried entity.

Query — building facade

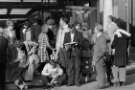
[99,0,135,62]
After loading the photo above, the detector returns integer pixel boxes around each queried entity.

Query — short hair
[108,15,113,21]
[23,21,31,27]
[60,16,69,24]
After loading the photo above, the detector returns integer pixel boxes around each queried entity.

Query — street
[7,67,135,90]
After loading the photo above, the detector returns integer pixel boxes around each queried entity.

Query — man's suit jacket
[64,30,83,47]
[64,30,83,58]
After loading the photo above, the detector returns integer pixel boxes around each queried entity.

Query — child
[13,42,28,90]
[24,41,39,81]
[41,59,65,88]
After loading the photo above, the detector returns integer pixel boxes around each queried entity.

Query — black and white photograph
[0,0,135,90]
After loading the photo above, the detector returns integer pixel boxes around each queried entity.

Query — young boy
[41,56,66,88]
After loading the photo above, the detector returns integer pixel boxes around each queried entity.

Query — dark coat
[64,30,83,48]
[0,36,8,63]
[111,33,129,66]
[64,30,83,58]
[63,30,83,85]
[64,30,83,61]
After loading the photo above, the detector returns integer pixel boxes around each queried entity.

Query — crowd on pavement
[0,13,131,90]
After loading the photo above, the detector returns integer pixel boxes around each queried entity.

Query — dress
[24,41,39,81]
[25,54,39,81]
[38,32,49,63]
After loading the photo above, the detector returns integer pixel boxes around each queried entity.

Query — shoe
[120,82,125,86]
[96,86,107,89]
[67,83,73,86]
[113,82,120,87]
[108,82,113,87]
[75,83,81,87]
[76,84,81,87]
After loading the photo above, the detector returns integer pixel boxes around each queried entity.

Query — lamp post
[103,0,113,31]
[125,0,129,32]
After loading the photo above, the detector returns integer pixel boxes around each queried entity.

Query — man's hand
[50,78,57,85]
[65,45,71,51]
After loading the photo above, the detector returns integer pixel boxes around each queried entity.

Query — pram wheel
[16,83,28,90]
[24,85,28,90]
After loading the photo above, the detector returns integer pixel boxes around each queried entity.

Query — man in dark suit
[0,30,8,90]
[64,25,83,86]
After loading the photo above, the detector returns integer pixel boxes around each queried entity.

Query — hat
[23,21,31,27]
[47,19,55,25]
[30,19,38,24]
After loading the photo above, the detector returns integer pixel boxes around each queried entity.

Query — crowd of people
[0,14,131,90]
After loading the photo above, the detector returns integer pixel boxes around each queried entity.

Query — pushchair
[12,42,28,90]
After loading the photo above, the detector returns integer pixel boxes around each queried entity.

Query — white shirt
[42,63,63,78]
[22,28,27,35]
[56,25,69,52]
[96,32,102,38]
[71,32,75,42]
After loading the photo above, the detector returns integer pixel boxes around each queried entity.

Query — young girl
[24,41,39,81]
[12,42,28,90]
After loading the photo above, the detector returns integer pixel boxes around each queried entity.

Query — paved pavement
[6,63,135,90]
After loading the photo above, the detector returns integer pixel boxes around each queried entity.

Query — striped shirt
[38,33,49,62]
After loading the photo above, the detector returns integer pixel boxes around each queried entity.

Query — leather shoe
[67,83,74,86]
[96,85,108,89]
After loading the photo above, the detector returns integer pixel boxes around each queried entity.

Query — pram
[12,42,28,90]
